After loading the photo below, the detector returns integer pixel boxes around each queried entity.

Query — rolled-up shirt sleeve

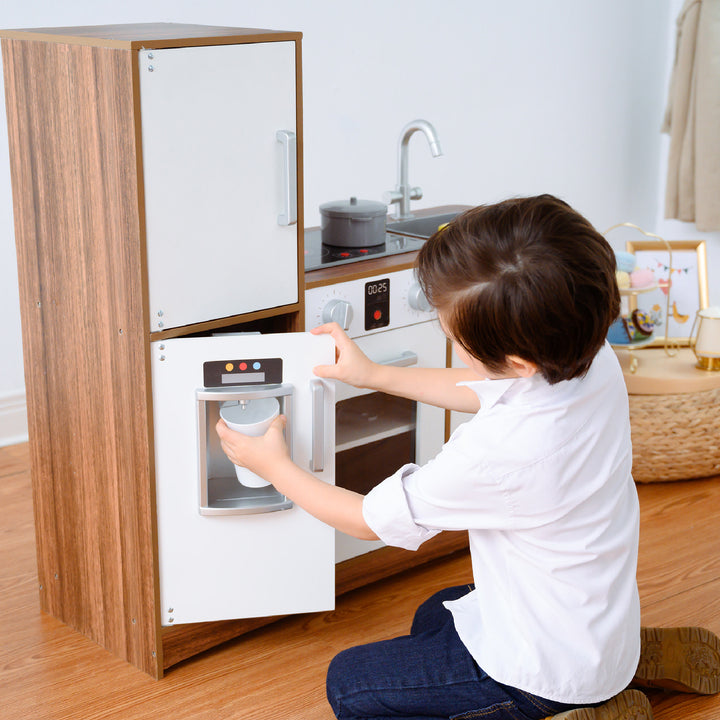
[362,463,441,551]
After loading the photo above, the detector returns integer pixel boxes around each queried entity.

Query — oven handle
[377,350,418,368]
[310,379,325,472]
[311,353,417,470]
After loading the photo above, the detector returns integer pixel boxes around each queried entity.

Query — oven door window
[335,392,416,494]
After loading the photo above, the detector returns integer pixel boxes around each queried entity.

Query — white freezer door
[139,42,299,331]
[151,332,335,625]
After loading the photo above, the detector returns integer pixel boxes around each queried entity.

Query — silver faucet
[384,119,443,220]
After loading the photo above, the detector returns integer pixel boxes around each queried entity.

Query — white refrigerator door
[139,41,299,331]
[151,332,335,625]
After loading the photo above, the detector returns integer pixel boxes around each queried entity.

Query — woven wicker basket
[629,386,720,482]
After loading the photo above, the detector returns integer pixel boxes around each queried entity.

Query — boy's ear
[506,355,538,378]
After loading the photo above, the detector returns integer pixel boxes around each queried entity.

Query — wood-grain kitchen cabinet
[0,22,306,678]
[2,23,469,679]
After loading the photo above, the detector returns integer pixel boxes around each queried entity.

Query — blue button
[253,361,261,370]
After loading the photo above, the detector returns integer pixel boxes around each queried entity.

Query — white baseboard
[0,389,28,447]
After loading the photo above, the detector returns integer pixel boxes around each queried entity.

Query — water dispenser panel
[203,357,283,387]
[197,380,294,516]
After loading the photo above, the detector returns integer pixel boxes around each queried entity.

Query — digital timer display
[365,277,390,331]
[366,279,389,296]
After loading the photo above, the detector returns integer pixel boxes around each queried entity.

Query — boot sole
[549,689,653,720]
[632,626,720,695]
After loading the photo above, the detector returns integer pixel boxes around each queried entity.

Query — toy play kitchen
[1,22,467,679]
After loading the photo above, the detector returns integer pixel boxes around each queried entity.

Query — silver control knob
[408,283,432,313]
[322,299,354,330]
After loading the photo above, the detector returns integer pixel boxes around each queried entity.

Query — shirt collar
[457,376,520,410]
[459,372,555,410]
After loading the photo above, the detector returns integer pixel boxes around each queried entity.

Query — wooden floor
[1,441,719,720]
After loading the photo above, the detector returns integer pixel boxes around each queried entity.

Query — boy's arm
[363,363,481,412]
[216,415,378,540]
[311,323,481,413]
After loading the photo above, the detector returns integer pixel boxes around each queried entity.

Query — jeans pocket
[451,700,532,720]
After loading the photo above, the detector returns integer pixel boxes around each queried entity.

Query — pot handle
[276,130,297,226]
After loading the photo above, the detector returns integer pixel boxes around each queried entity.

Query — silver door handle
[276,130,297,226]
[310,379,325,472]
[378,350,418,367]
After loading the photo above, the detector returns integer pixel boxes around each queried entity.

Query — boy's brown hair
[416,195,620,385]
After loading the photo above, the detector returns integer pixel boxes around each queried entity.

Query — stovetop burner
[304,229,425,272]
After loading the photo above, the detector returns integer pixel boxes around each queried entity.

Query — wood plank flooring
[1,441,719,719]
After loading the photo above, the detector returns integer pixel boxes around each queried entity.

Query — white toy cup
[220,398,280,487]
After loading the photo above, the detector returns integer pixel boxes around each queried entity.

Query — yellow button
[225,363,234,372]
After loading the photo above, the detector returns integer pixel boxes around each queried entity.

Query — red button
[374,310,382,320]
[239,362,247,371]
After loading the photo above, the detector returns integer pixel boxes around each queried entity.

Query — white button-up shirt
[362,342,640,704]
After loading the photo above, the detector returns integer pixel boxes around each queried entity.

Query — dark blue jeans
[326,585,579,720]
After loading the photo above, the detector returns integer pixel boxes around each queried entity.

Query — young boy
[217,195,717,720]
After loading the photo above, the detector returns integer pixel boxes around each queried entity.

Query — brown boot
[632,626,720,695]
[547,689,653,719]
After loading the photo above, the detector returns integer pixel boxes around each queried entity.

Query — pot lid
[319,196,387,219]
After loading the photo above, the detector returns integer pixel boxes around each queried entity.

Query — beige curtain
[662,0,720,231]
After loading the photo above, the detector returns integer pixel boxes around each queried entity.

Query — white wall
[0,0,678,444]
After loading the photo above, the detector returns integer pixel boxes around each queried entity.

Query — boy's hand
[216,412,376,541]
[311,322,375,388]
[216,415,290,479]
